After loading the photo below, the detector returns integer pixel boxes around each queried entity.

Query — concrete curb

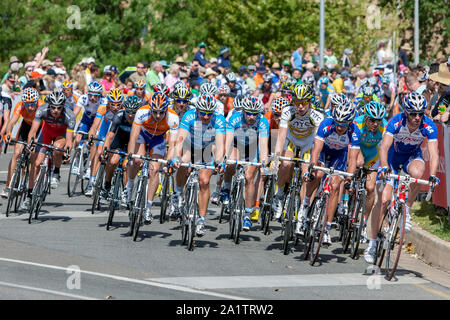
[405,222,450,273]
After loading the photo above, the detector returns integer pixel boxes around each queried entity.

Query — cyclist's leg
[145,136,166,205]
[198,168,214,218]
[404,158,425,209]
[7,143,24,189]
[105,152,121,191]
[276,139,295,195]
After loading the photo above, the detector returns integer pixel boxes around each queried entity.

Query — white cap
[86,57,96,64]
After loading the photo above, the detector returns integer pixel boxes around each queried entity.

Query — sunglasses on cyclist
[293,99,309,106]
[273,112,282,117]
[407,112,424,118]
[50,105,63,110]
[366,117,382,123]
[152,109,166,115]
[335,120,351,127]
[176,99,188,104]
[24,102,37,107]
[244,111,259,117]
[199,110,214,117]
[109,102,122,107]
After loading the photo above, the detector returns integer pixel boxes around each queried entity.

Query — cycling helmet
[271,97,290,113]
[293,84,314,101]
[243,96,263,113]
[218,84,231,95]
[368,77,377,86]
[21,88,39,104]
[262,73,273,82]
[303,75,315,86]
[45,91,66,107]
[199,82,218,95]
[280,74,289,83]
[62,80,73,90]
[173,81,186,91]
[364,101,386,119]
[107,89,124,104]
[196,93,217,112]
[225,72,237,83]
[281,78,296,92]
[88,81,103,95]
[233,94,245,111]
[312,96,321,110]
[172,85,191,99]
[332,96,355,123]
[402,92,427,113]
[153,83,170,95]
[133,80,146,89]
[150,92,169,111]
[318,76,329,85]
[123,95,142,113]
[362,85,375,97]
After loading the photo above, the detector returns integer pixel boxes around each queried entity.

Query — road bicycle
[159,168,175,224]
[226,160,262,245]
[179,162,216,251]
[67,133,94,197]
[303,165,353,266]
[259,159,277,236]
[5,139,33,216]
[91,147,108,215]
[375,173,434,281]
[29,141,68,224]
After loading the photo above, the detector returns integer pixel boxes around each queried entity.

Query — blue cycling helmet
[402,92,427,113]
[364,101,386,119]
[88,81,103,95]
[362,86,375,97]
[318,77,329,85]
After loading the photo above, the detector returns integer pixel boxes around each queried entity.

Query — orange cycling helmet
[151,92,169,111]
[21,88,39,105]
[62,80,73,90]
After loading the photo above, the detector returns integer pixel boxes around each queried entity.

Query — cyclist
[275,78,296,103]
[173,93,226,235]
[127,80,151,105]
[1,88,44,199]
[61,80,80,111]
[23,91,76,209]
[171,84,193,119]
[272,84,324,221]
[223,96,270,231]
[102,96,142,206]
[73,81,107,180]
[216,84,234,117]
[224,72,242,98]
[353,101,387,243]
[299,95,361,245]
[353,85,380,115]
[368,92,439,263]
[255,73,277,112]
[85,89,124,197]
[127,92,179,224]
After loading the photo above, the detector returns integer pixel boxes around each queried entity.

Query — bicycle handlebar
[225,160,262,167]
[31,141,68,154]
[179,162,216,170]
[129,154,168,164]
[309,165,354,178]
[385,173,435,201]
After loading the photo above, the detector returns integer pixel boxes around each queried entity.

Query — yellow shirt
[332,78,344,93]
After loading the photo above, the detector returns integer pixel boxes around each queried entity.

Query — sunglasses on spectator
[407,112,424,118]
[55,60,63,63]
[176,99,188,104]
[199,110,214,117]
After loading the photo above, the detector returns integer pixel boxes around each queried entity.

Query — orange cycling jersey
[264,110,280,130]
[133,105,179,137]
[13,100,45,126]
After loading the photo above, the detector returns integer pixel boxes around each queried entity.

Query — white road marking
[0,210,120,220]
[0,280,98,300]
[0,258,248,300]
[148,273,429,290]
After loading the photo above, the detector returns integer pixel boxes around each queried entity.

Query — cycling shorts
[77,114,95,134]
[318,149,348,172]
[283,134,314,161]
[384,148,424,186]
[137,132,166,157]
[233,137,259,162]
[36,124,66,154]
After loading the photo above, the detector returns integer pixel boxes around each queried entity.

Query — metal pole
[319,0,325,69]
[414,0,419,65]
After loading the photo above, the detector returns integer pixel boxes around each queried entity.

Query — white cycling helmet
[243,96,263,113]
[332,95,355,123]
[402,92,427,113]
[196,93,217,112]
[199,82,218,95]
[362,86,375,96]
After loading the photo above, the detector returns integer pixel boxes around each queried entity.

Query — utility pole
[320,0,325,69]
[414,0,419,65]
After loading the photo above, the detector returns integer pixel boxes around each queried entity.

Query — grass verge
[411,201,450,242]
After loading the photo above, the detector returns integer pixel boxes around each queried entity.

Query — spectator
[1,56,23,96]
[53,55,66,72]
[217,46,231,69]
[188,59,201,85]
[281,60,291,77]
[292,68,302,85]
[110,65,123,91]
[1,75,17,99]
[405,72,426,94]
[271,62,282,85]
[343,71,356,98]
[123,78,133,94]
[175,57,187,73]
[159,60,169,83]
[246,65,257,92]
[194,42,208,67]
[253,65,267,88]
[342,48,353,69]
[301,52,312,70]
[142,61,150,75]
[89,64,100,83]
[398,43,411,67]
[129,61,147,83]
[209,58,218,69]
[290,45,303,71]
[324,48,338,70]
[53,68,66,89]
[84,57,96,84]
[179,71,190,87]
[164,64,181,92]
[376,41,393,65]
[41,59,54,73]
[312,46,320,64]
[355,69,367,91]
[146,61,162,90]
[301,63,315,85]
[429,63,450,123]
[43,68,57,92]
[24,68,51,95]
[100,66,114,92]
[331,72,344,93]
[203,68,218,86]
[19,62,35,89]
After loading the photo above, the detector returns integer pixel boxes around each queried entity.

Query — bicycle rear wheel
[133,177,147,241]
[282,189,295,255]
[15,166,29,213]
[159,174,169,224]
[6,167,21,217]
[384,204,406,281]
[350,192,366,259]
[260,177,274,235]
[91,163,105,214]
[107,170,122,230]
[341,193,355,253]
[67,149,81,197]
[233,183,244,245]
[311,193,329,266]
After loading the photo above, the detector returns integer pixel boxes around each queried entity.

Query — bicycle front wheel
[311,193,329,266]
[159,174,169,224]
[6,167,21,217]
[67,149,81,197]
[350,192,366,259]
[233,183,244,245]
[29,167,46,224]
[107,170,122,230]
[91,163,106,214]
[282,189,295,255]
[187,196,198,251]
[384,204,406,281]
[133,177,147,242]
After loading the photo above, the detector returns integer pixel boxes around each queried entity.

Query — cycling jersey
[76,94,107,121]
[108,109,133,151]
[96,109,122,144]
[353,93,380,113]
[280,107,324,139]
[64,92,80,111]
[385,112,437,155]
[264,110,280,131]
[226,111,269,146]
[354,114,387,168]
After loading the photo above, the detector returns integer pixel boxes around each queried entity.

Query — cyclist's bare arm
[310,138,324,167]
[127,123,141,155]
[174,128,189,158]
[165,130,178,161]
[5,113,20,136]
[274,126,287,155]
[259,135,269,164]
[215,133,226,163]
[379,134,393,169]
[88,117,102,139]
[427,140,439,177]
[224,131,235,159]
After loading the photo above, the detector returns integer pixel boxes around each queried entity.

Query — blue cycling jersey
[385,113,437,155]
[315,117,361,153]
[179,108,226,149]
[226,111,269,146]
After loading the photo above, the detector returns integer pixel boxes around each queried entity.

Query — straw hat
[204,68,217,77]
[429,63,450,86]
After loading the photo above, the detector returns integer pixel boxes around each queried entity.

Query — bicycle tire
[29,167,46,224]
[311,193,330,266]
[218,202,227,224]
[67,149,81,197]
[261,176,274,235]
[159,174,169,224]
[181,184,191,245]
[341,193,355,253]
[91,163,105,214]
[228,182,238,239]
[6,167,21,217]
[233,182,244,245]
[350,191,366,259]
[35,166,51,221]
[80,152,90,195]
[384,203,406,281]
[303,197,319,261]
[375,207,390,267]
[187,189,198,251]
[107,170,122,230]
[133,176,147,242]
[282,188,296,255]
[15,165,29,213]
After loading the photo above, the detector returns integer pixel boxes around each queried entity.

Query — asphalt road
[0,151,449,301]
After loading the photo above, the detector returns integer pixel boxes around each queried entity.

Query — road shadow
[133,230,173,242]
[24,215,72,223]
